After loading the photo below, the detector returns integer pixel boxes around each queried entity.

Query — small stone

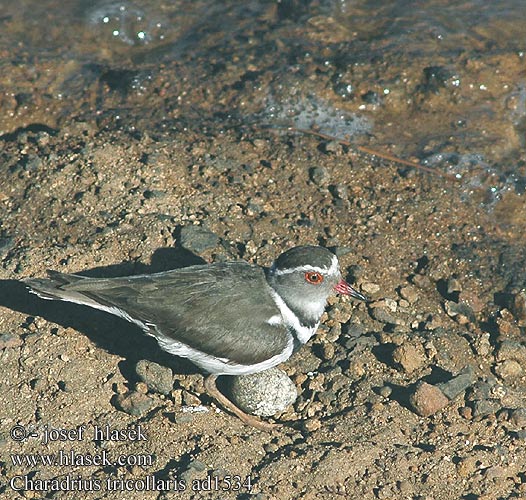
[459,406,472,419]
[457,456,477,477]
[309,166,329,186]
[511,290,526,325]
[392,343,427,373]
[459,291,485,313]
[411,274,432,288]
[473,332,492,356]
[370,306,399,325]
[135,382,148,394]
[509,408,526,427]
[397,480,412,495]
[230,367,298,417]
[115,391,154,416]
[447,278,462,294]
[114,382,128,394]
[362,282,380,295]
[399,285,418,304]
[303,418,322,432]
[444,300,475,324]
[179,225,220,253]
[436,365,476,400]
[180,459,207,483]
[135,360,173,395]
[182,390,202,406]
[484,466,506,481]
[496,309,522,338]
[264,442,279,453]
[378,385,392,398]
[0,236,15,258]
[320,342,335,360]
[0,333,22,349]
[494,360,523,380]
[496,340,526,367]
[472,399,500,418]
[409,382,449,417]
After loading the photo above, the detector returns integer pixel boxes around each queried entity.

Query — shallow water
[1,0,525,208]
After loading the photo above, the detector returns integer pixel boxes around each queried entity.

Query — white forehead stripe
[271,254,339,276]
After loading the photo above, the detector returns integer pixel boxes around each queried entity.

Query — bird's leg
[204,374,279,432]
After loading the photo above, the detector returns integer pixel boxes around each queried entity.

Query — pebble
[459,406,473,419]
[0,333,22,349]
[496,340,526,367]
[179,225,219,253]
[456,456,477,477]
[309,166,329,186]
[472,332,492,356]
[0,236,15,257]
[511,290,526,325]
[328,304,352,324]
[436,365,476,400]
[370,306,399,325]
[180,459,206,483]
[135,359,173,395]
[134,382,148,394]
[303,418,321,432]
[378,385,392,398]
[509,408,526,427]
[444,300,475,324]
[182,390,202,406]
[496,309,522,338]
[494,360,523,380]
[447,277,462,294]
[115,391,154,416]
[408,382,449,417]
[320,342,335,360]
[392,343,427,373]
[399,285,418,303]
[484,465,507,480]
[362,282,380,295]
[472,399,501,418]
[229,367,298,417]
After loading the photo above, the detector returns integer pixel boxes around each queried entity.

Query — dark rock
[229,367,297,417]
[361,91,380,104]
[472,399,501,418]
[115,391,154,416]
[409,381,449,417]
[370,306,398,325]
[436,365,476,400]
[511,291,526,324]
[509,408,526,427]
[0,237,14,258]
[309,166,329,186]
[135,359,173,395]
[179,225,220,253]
[444,300,476,324]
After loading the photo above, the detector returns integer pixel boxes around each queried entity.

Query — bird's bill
[334,279,369,301]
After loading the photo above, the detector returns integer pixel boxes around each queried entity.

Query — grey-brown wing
[30,263,291,365]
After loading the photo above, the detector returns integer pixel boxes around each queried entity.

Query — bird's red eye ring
[305,271,324,285]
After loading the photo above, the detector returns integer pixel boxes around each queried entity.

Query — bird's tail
[24,271,98,307]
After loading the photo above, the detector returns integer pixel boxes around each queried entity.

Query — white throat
[267,288,320,344]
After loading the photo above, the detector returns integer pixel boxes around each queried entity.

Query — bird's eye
[305,272,324,285]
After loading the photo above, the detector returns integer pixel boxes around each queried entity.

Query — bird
[24,245,367,430]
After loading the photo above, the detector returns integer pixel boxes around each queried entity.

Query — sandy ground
[1,2,526,499]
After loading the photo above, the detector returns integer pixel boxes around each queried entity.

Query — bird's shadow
[0,247,207,381]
